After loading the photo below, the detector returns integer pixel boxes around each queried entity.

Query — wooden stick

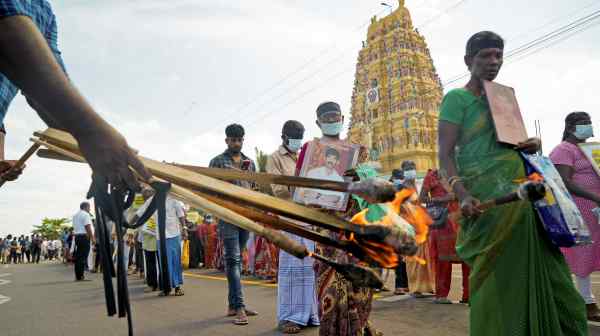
[36,148,80,162]
[172,163,351,192]
[33,128,358,234]
[166,182,309,259]
[0,143,40,188]
[31,138,309,259]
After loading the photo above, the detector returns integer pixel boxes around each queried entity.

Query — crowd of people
[0,233,62,264]
[0,1,598,336]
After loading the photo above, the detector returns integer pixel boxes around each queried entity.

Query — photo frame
[578,142,600,177]
[483,80,528,146]
[293,138,360,211]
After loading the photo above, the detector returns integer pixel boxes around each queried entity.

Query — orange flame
[349,188,432,268]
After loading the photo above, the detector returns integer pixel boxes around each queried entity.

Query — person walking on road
[72,202,95,281]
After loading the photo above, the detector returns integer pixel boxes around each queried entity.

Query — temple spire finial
[399,0,405,7]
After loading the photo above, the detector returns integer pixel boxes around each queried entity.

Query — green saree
[440,88,587,336]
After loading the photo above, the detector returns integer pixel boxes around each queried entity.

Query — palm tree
[32,217,70,240]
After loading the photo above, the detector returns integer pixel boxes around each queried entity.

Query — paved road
[0,262,599,335]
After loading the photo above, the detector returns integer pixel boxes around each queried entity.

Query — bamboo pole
[33,128,358,234]
[0,143,40,188]
[30,138,309,259]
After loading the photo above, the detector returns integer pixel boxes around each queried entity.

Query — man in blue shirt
[0,0,150,188]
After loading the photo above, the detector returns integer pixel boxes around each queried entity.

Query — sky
[1,0,599,236]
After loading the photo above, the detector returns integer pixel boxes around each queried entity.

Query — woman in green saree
[438,31,587,335]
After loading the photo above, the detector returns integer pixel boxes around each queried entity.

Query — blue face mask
[574,124,594,140]
[404,170,417,181]
[286,138,303,152]
[320,121,343,136]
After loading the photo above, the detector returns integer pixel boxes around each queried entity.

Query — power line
[199,7,389,132]
[205,0,471,132]
[245,7,600,128]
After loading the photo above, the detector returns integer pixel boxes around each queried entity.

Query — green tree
[254,147,268,173]
[32,217,70,240]
[254,147,272,195]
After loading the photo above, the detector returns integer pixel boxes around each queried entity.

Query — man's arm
[0,15,150,188]
[265,154,291,199]
[84,224,95,244]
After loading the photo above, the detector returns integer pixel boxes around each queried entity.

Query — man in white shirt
[72,201,95,281]
[133,194,186,296]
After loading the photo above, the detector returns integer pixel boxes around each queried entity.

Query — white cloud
[1,0,599,236]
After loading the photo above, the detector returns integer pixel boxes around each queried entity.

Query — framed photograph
[293,139,360,210]
[578,142,600,177]
[483,80,528,146]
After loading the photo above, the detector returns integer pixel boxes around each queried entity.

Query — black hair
[466,31,504,57]
[282,120,305,137]
[562,111,590,141]
[391,169,403,179]
[225,123,245,138]
[80,202,90,210]
[316,102,341,119]
[325,147,340,160]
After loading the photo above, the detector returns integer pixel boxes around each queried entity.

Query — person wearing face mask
[390,168,405,191]
[550,111,600,322]
[299,102,380,336]
[400,160,435,299]
[266,121,320,334]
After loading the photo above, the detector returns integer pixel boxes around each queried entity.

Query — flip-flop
[233,318,248,325]
[244,309,258,316]
[279,321,301,334]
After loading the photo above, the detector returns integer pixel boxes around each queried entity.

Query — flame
[349,189,432,268]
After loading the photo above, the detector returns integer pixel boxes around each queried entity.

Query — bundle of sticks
[27,128,427,289]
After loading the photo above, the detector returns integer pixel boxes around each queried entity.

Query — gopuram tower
[348,0,443,175]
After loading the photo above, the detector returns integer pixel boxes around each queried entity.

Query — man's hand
[0,160,24,181]
[516,137,542,154]
[76,125,151,191]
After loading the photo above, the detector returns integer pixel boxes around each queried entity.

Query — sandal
[227,308,257,317]
[433,297,452,304]
[174,287,185,296]
[233,310,248,325]
[279,321,302,334]
[393,288,406,295]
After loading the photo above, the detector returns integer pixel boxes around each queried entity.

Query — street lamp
[381,2,393,15]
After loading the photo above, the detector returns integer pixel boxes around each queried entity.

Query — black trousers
[31,246,41,263]
[74,235,91,280]
[135,242,144,272]
[24,249,31,263]
[395,260,409,289]
[188,233,203,268]
[10,250,17,264]
[144,250,159,290]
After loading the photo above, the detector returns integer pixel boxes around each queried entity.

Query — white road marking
[0,272,11,305]
[0,294,10,305]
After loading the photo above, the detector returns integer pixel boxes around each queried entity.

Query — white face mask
[286,138,303,152]
[320,121,344,136]
[404,170,417,181]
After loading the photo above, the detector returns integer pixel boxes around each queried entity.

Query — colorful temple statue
[348,0,443,175]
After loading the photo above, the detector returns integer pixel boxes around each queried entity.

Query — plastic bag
[181,240,189,269]
[522,154,591,247]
